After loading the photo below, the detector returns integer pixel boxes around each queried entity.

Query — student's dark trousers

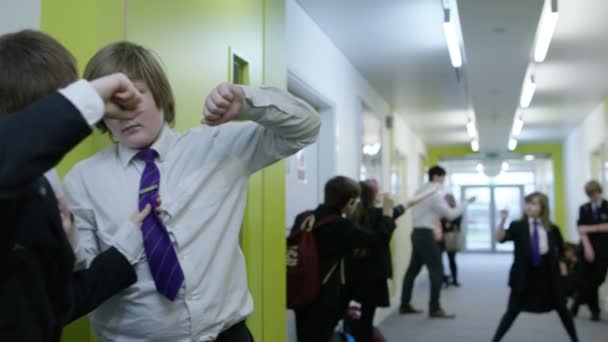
[574,259,608,315]
[400,229,444,311]
[295,305,339,342]
[216,321,254,342]
[492,291,578,342]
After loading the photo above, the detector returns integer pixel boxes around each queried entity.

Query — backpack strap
[314,214,341,229]
[300,213,316,232]
[322,258,346,285]
[300,213,341,232]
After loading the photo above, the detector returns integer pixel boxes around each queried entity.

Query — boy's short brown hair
[324,176,361,210]
[83,41,175,132]
[0,30,78,117]
[585,180,603,197]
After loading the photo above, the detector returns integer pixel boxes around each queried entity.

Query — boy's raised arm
[203,83,321,175]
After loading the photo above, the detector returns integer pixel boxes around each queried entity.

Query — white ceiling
[296,0,608,153]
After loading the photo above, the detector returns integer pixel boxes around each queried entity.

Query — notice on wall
[296,150,307,183]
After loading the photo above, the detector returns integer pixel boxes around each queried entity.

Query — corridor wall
[285,0,427,334]
[563,100,607,240]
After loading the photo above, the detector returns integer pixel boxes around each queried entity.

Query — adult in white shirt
[64,42,320,342]
[399,166,474,319]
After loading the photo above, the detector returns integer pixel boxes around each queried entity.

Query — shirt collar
[117,124,176,167]
[529,217,541,227]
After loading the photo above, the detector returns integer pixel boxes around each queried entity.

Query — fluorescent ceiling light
[534,0,559,63]
[520,74,536,108]
[508,137,518,151]
[512,115,524,136]
[471,139,479,152]
[443,9,462,68]
[524,154,536,161]
[466,119,477,138]
[363,143,381,156]
[502,161,510,171]
[476,163,484,173]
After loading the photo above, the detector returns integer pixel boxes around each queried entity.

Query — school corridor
[380,254,608,342]
[3,0,608,341]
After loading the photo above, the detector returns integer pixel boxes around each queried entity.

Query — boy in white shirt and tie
[64,41,320,342]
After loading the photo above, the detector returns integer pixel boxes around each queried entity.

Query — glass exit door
[461,185,524,252]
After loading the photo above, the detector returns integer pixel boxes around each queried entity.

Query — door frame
[287,70,335,204]
[461,184,524,253]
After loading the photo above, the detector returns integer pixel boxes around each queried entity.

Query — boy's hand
[130,196,163,226]
[500,209,509,222]
[56,196,74,236]
[382,194,394,217]
[131,204,152,227]
[202,82,245,126]
[90,73,142,120]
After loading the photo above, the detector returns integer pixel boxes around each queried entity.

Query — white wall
[287,0,392,181]
[374,115,427,323]
[563,100,608,314]
[0,0,40,34]
[286,0,427,336]
[563,101,607,241]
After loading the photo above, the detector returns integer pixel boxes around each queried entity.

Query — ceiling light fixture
[512,115,524,136]
[502,161,510,171]
[476,163,484,173]
[534,0,559,63]
[520,73,536,108]
[443,9,462,68]
[508,137,518,151]
[524,154,536,161]
[466,119,477,138]
[471,139,479,152]
[362,143,381,156]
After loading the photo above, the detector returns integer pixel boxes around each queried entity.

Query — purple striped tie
[137,148,184,300]
[531,219,541,267]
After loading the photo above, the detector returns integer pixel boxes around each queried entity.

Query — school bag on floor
[331,331,355,342]
[286,211,340,308]
[373,326,387,342]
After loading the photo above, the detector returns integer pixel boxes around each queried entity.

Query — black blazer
[0,92,137,341]
[291,205,387,313]
[346,207,398,283]
[577,200,608,260]
[342,207,398,308]
[499,219,564,293]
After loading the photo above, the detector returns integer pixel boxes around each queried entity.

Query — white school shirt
[411,182,467,230]
[529,218,549,255]
[63,86,320,342]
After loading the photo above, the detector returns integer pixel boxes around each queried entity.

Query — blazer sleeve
[576,205,586,226]
[552,225,565,260]
[393,204,406,220]
[346,210,397,248]
[0,92,91,197]
[499,221,518,243]
[63,247,137,324]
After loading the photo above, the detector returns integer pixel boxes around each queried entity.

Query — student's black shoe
[591,313,600,322]
[399,304,423,315]
[443,275,450,288]
[452,281,461,287]
[429,308,456,319]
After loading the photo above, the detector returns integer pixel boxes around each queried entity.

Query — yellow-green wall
[427,143,566,232]
[41,1,287,341]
